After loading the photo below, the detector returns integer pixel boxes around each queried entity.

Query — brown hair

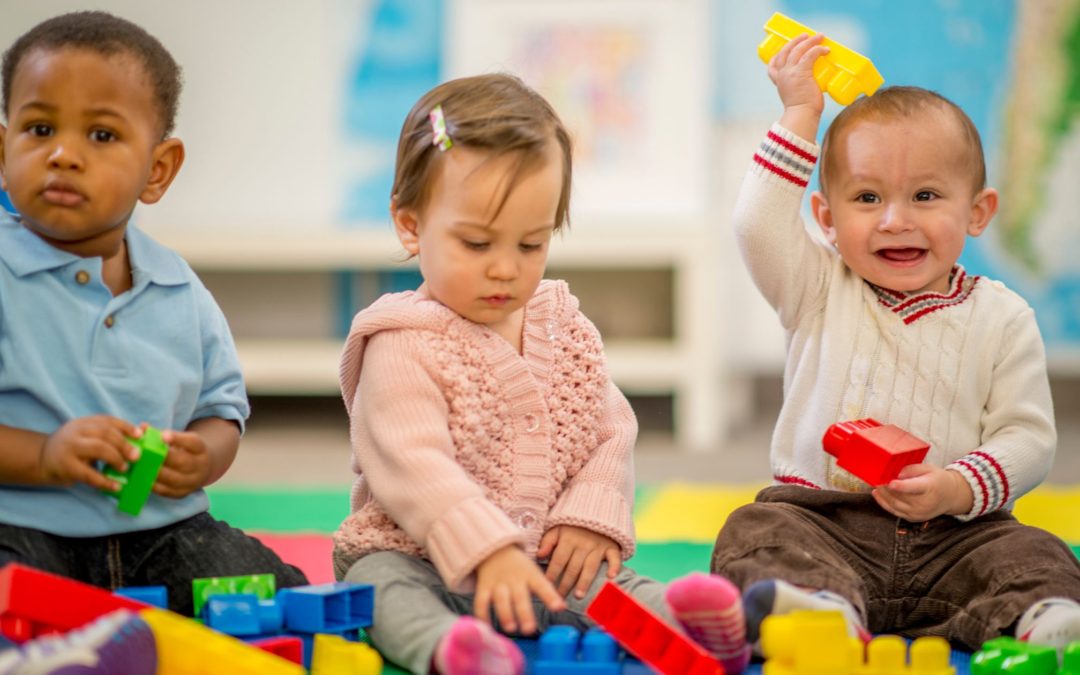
[392,73,572,230]
[2,11,182,139]
[819,86,985,195]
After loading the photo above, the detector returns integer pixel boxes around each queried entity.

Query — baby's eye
[27,123,53,137]
[914,190,938,202]
[462,240,489,251]
[90,129,117,143]
[520,242,543,252]
[855,192,880,204]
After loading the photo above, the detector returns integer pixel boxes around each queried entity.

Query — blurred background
[2,0,1078,486]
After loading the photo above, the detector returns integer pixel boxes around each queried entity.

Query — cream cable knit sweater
[333,280,638,591]
[736,124,1056,520]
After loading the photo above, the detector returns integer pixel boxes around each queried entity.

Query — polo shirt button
[104,315,115,328]
[75,270,90,285]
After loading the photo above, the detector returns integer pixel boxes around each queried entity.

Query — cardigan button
[523,414,539,433]
[517,512,536,528]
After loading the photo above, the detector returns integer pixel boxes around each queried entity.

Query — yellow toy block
[761,610,862,674]
[758,12,884,106]
[760,610,954,675]
[311,633,383,674]
[139,608,304,675]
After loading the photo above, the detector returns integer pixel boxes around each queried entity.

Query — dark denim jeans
[712,485,1080,650]
[0,512,308,616]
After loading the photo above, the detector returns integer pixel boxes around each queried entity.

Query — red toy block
[822,419,930,486]
[252,636,305,665]
[0,563,146,642]
[586,582,724,675]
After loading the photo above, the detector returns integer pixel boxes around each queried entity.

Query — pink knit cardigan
[332,280,638,591]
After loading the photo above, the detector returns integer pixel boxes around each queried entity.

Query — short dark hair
[820,86,985,195]
[393,73,573,231]
[2,11,182,138]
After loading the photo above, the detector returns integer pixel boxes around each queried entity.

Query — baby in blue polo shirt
[0,11,307,615]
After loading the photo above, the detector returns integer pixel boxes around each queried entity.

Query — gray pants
[343,550,672,674]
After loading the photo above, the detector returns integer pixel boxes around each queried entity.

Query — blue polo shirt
[0,211,250,536]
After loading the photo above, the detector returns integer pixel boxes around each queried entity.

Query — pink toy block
[0,563,147,642]
[823,419,930,486]
[586,582,724,675]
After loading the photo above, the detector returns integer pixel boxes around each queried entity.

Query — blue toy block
[115,586,168,609]
[533,626,621,675]
[277,582,373,634]
[204,593,284,637]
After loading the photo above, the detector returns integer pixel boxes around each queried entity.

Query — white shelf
[160,225,725,451]
[152,225,707,270]
[235,338,686,397]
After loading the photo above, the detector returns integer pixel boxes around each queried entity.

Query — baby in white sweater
[709,32,1080,665]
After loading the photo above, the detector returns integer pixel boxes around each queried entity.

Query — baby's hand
[152,429,212,498]
[872,464,974,521]
[474,545,565,635]
[768,33,829,117]
[538,525,622,600]
[40,416,141,491]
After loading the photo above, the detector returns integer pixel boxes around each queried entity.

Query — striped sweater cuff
[426,496,526,592]
[947,451,1012,520]
[751,123,819,189]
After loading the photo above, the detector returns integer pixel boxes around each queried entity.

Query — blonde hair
[819,86,985,195]
[391,73,572,230]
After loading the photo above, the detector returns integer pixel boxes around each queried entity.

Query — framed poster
[447,0,710,222]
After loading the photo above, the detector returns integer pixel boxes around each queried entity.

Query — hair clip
[429,104,453,152]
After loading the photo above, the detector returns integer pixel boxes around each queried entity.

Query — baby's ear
[966,187,998,238]
[810,190,836,244]
[391,198,421,256]
[139,138,185,205]
[0,123,7,192]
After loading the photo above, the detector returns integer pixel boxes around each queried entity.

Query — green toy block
[192,574,276,619]
[1062,641,1080,674]
[102,426,168,516]
[972,637,1058,674]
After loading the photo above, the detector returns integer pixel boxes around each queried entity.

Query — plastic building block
[102,426,169,516]
[310,632,383,675]
[758,12,884,106]
[761,609,861,674]
[139,607,304,674]
[0,563,147,643]
[192,573,276,619]
[251,636,304,665]
[762,610,954,674]
[277,582,373,634]
[115,586,168,609]
[585,581,723,675]
[971,637,1057,674]
[286,627,360,669]
[823,418,930,486]
[534,625,621,674]
[204,593,284,636]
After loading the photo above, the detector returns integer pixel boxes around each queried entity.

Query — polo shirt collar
[0,210,188,286]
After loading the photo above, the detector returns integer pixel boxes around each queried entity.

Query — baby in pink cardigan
[331,73,751,674]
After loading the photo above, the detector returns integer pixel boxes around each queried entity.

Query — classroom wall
[2,0,1078,379]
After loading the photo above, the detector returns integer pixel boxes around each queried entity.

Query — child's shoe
[2,610,156,675]
[742,578,869,654]
[1017,597,1080,664]
[433,616,524,675]
[665,572,750,674]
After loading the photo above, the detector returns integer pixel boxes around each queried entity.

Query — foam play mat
[207,483,1080,673]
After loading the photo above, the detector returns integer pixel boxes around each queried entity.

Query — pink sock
[666,572,751,674]
[433,616,525,675]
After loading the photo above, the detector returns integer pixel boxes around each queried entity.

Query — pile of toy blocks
[0,562,379,674]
